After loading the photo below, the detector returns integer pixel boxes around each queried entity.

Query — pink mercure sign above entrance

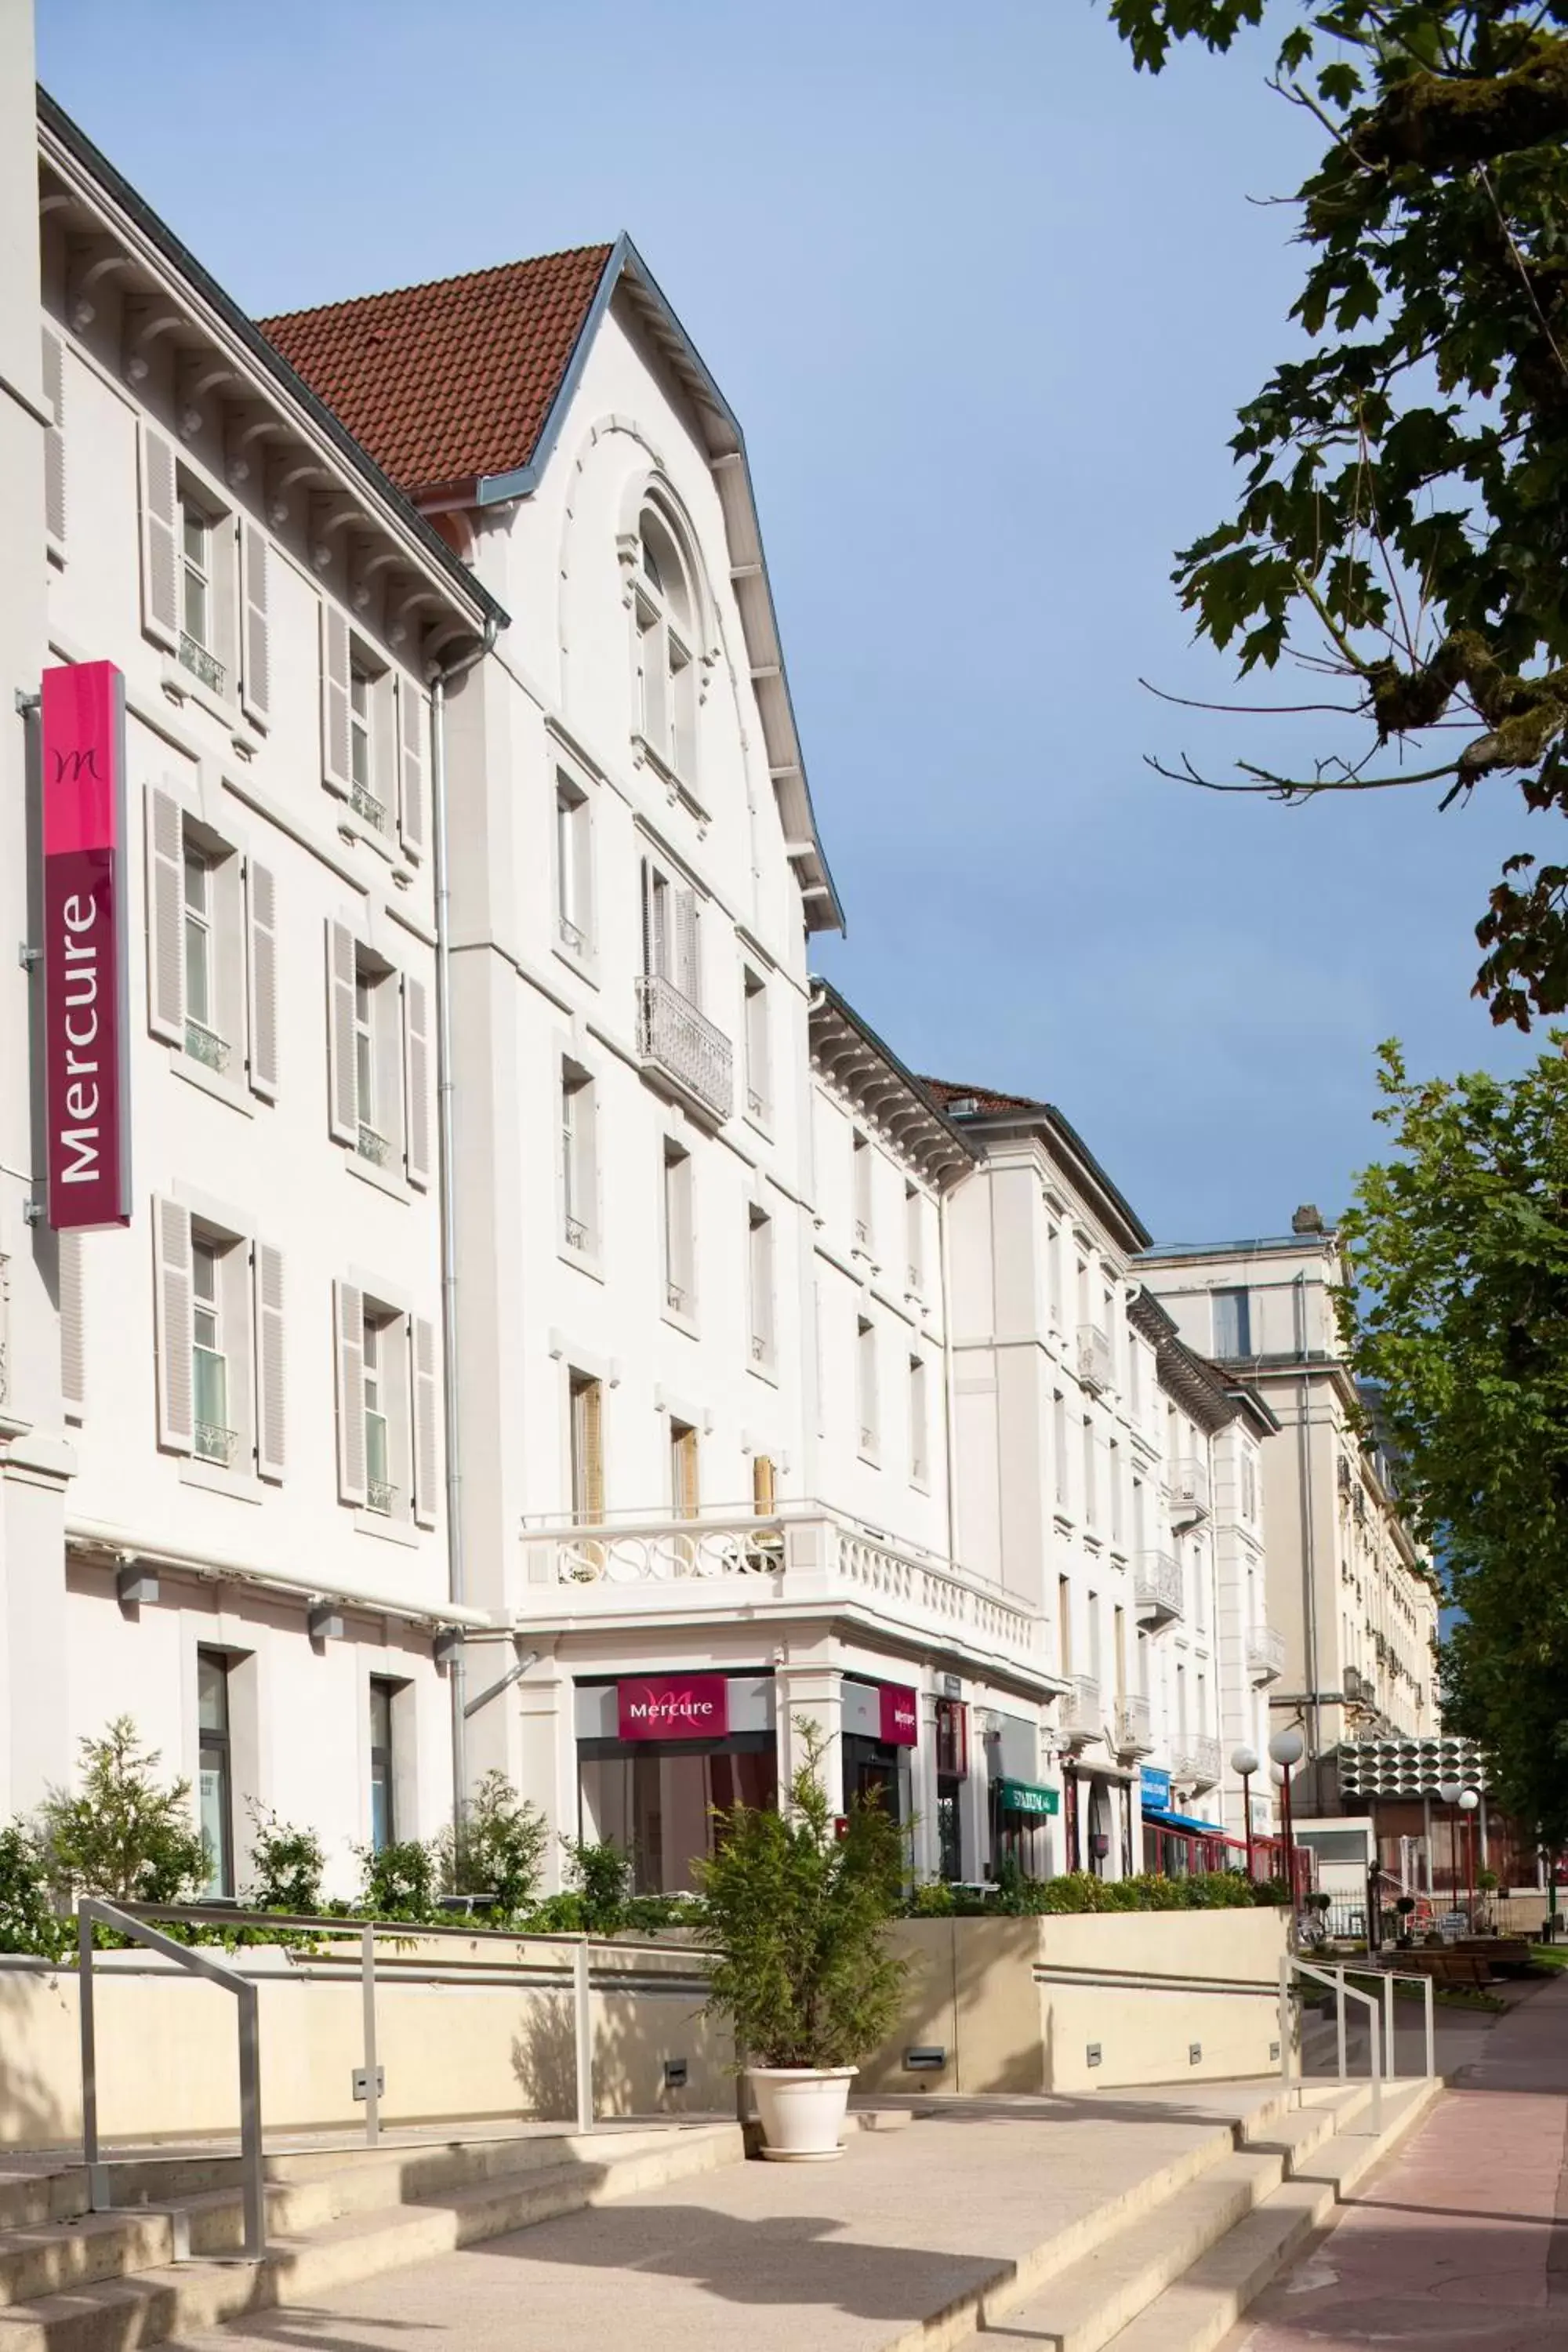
[880,1683,918,1746]
[42,662,131,1230]
[618,1675,730,1742]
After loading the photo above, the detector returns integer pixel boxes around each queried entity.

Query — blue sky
[36,0,1538,1243]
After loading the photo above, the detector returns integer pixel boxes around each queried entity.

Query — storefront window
[579,1742,776,1894]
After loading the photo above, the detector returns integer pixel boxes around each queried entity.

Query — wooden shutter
[675,887,700,1005]
[412,1314,439,1528]
[334,1279,367,1506]
[581,1379,604,1520]
[325,920,358,1144]
[253,1242,285,1482]
[145,784,185,1045]
[153,1196,194,1452]
[752,1454,776,1515]
[41,325,65,554]
[397,673,426,861]
[137,420,180,653]
[245,859,279,1100]
[320,603,351,796]
[59,1229,85,1411]
[402,974,431,1190]
[640,858,657,977]
[239,520,270,727]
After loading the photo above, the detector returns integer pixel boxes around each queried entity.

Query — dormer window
[632,502,696,781]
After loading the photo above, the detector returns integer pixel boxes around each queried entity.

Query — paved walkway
[168,2081,1290,2352]
[1232,1972,1568,2351]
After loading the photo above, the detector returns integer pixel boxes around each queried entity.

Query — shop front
[841,1675,918,1826]
[575,1671,777,1894]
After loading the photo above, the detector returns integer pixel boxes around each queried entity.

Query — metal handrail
[78,1898,266,2261]
[1279,1953,1385,2132]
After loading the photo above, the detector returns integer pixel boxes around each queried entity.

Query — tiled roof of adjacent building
[258,243,616,497]
[920,1078,1047,1116]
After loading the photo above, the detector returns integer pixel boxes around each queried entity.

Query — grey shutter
[239,520,270,727]
[402,973,431,1191]
[138,420,180,652]
[325,920,358,1144]
[245,858,279,1100]
[640,858,654,975]
[59,1229,85,1410]
[412,1314,438,1529]
[675,887,701,1006]
[397,674,426,861]
[253,1243,285,1482]
[320,603,351,796]
[334,1279,367,1506]
[154,1196,194,1452]
[41,325,65,553]
[145,785,186,1045]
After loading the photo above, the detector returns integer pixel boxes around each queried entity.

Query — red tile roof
[258,243,615,497]
[920,1077,1049,1116]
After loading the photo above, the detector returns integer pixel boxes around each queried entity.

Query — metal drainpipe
[1293,1271,1323,1777]
[430,614,499,1835]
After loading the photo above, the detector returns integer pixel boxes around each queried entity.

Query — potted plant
[695,1720,908,2161]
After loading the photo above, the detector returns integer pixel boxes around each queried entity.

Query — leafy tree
[1339,1040,1568,1838]
[1108,1,1568,1026]
[694,1722,908,2071]
[38,1718,207,1906]
[245,1809,325,1914]
[439,1770,549,1917]
[0,1824,68,1958]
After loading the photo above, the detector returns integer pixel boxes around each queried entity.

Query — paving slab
[165,2082,1290,2352]
[1228,1974,1568,2352]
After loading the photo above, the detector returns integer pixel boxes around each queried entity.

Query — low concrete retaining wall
[861,1907,1292,2097]
[0,1932,731,2147]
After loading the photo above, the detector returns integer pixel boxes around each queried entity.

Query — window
[191,1236,234,1466]
[1057,1576,1073,1674]
[1047,1221,1063,1330]
[857,1316,878,1458]
[743,970,770,1123]
[670,1418,700,1517]
[748,1207,775,1369]
[350,662,372,789]
[369,1679,397,1853]
[1241,1445,1258,1523]
[354,965,378,1149]
[570,1372,604,1523]
[1113,1604,1127,1700]
[147,789,272,1091]
[662,1142,695,1322]
[555,777,591,956]
[852,1131,873,1251]
[181,844,221,1069]
[909,1352,928,1486]
[1081,1417,1096,1527]
[362,1312,397,1514]
[633,504,696,779]
[561,1065,597,1258]
[640,858,702,1004]
[180,492,218,689]
[905,1184,923,1294]
[325,925,430,1189]
[343,654,392,832]
[198,1650,234,1898]
[1053,1392,1068,1507]
[1213,1287,1252,1357]
[1109,1439,1123,1544]
[1087,1592,1102,1684]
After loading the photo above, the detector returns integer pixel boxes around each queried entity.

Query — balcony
[1169,1458,1210,1526]
[351,779,387,833]
[1113,1694,1155,1758]
[1169,1734,1221,1791]
[636,974,733,1123]
[1247,1623,1287,1685]
[1134,1549,1184,1628]
[1076,1323,1112,1394]
[178,632,225,699]
[520,1504,1044,1679]
[1062,1674,1104,1748]
[1344,1664,1374,1707]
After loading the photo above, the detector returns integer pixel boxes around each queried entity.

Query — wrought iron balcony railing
[1134,1549,1184,1627]
[636,974,732,1121]
[1076,1323,1112,1393]
[178,633,226,697]
[1247,1624,1287,1683]
[185,1019,229,1074]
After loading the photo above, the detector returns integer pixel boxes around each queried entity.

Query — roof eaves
[808,978,979,1169]
[36,88,509,635]
[956,1098,1152,1254]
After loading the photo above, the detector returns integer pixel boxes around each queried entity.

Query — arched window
[632,502,696,778]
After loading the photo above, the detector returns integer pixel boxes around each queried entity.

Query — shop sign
[997,1778,1059,1817]
[617,1673,729,1741]
[42,662,130,1229]
[1140,1766,1172,1812]
[879,1682,918,1746]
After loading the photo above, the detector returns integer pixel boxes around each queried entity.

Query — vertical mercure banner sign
[42,662,131,1229]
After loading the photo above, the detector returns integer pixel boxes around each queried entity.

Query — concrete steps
[977,2077,1441,2352]
[0,2119,742,2350]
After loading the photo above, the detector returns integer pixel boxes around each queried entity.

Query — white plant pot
[747,2065,857,2161]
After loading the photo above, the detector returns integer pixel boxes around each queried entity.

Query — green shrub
[899,1866,1274,1919]
[562,1838,633,1934]
[38,1719,207,1906]
[0,1824,67,1958]
[695,1720,908,2070]
[355,1838,439,1921]
[441,1772,549,1918]
[245,1811,325,1914]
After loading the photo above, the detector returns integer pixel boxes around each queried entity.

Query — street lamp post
[1438,1779,1461,1913]
[1269,1727,1306,1909]
[1231,1746,1259,1882]
[1459,1788,1480,1926]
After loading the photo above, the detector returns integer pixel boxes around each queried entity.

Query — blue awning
[1142,1806,1229,1838]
